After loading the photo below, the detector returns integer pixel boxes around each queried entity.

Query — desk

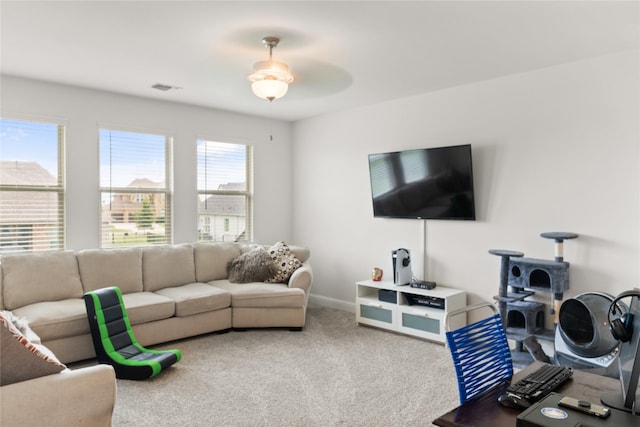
[432,361,620,427]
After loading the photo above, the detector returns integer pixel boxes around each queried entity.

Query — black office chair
[84,286,181,380]
[445,302,513,403]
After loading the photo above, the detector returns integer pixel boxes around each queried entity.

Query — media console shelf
[355,279,466,344]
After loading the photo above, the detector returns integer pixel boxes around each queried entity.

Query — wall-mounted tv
[368,144,476,220]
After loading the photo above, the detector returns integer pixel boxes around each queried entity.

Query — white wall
[2,51,638,327]
[293,50,640,325]
[0,75,294,248]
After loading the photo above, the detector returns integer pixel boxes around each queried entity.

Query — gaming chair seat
[84,286,181,380]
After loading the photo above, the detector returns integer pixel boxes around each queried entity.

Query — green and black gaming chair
[84,286,181,380]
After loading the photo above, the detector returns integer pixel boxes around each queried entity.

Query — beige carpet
[106,306,459,426]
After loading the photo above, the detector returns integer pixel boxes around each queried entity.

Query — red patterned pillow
[265,241,302,283]
[0,311,66,386]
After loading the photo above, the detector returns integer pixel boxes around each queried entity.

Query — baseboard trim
[308,294,355,313]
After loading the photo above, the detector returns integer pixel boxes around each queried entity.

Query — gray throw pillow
[227,247,278,283]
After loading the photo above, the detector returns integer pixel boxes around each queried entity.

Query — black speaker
[608,290,640,343]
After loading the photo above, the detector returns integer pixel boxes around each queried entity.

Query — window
[100,128,172,248]
[0,118,65,253]
[197,139,252,242]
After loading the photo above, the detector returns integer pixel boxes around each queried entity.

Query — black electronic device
[368,144,476,220]
[499,392,532,409]
[517,392,638,427]
[608,290,640,343]
[378,289,397,304]
[403,293,445,310]
[410,280,436,290]
[498,363,573,409]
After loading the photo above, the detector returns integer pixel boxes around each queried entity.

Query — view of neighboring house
[103,178,246,245]
[105,178,166,223]
[101,178,168,247]
[0,160,247,250]
[198,182,246,242]
[0,161,61,252]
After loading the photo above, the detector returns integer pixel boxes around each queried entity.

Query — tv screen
[368,144,476,220]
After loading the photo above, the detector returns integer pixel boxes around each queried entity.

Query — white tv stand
[355,279,467,344]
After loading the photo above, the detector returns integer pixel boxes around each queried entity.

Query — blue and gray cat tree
[490,232,579,364]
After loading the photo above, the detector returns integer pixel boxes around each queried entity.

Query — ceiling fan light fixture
[248,37,294,102]
[251,77,289,102]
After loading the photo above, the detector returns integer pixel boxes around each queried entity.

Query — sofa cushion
[210,281,305,309]
[142,244,196,292]
[77,247,143,294]
[1,251,83,310]
[265,241,303,283]
[12,299,89,341]
[155,283,231,317]
[0,311,66,386]
[227,247,278,284]
[193,242,242,282]
[120,292,175,324]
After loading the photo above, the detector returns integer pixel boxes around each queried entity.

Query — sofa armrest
[0,364,116,427]
[288,264,313,300]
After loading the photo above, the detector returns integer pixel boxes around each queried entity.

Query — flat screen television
[368,144,476,220]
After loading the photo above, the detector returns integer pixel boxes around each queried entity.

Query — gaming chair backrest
[84,286,138,361]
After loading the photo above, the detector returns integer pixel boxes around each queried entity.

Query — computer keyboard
[498,363,573,409]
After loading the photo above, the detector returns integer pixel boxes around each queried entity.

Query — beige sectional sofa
[0,241,312,364]
[0,364,116,427]
[0,310,116,427]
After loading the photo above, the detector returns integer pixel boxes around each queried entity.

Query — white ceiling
[1,1,638,122]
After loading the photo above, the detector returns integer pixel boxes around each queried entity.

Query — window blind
[0,119,64,253]
[196,139,252,243]
[99,128,172,248]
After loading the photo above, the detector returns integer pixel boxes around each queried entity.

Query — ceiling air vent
[151,83,181,92]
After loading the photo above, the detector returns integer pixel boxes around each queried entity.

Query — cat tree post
[540,231,579,323]
[489,249,525,327]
